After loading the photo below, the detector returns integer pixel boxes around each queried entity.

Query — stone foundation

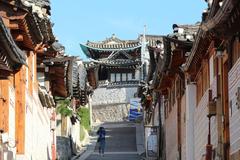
[92,104,129,122]
[92,87,137,106]
[56,136,72,160]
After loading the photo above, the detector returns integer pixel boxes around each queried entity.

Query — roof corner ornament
[112,33,116,39]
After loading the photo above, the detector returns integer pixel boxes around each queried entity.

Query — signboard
[128,98,143,121]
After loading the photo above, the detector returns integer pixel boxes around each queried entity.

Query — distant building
[80,34,149,122]
[81,34,143,87]
[141,0,240,160]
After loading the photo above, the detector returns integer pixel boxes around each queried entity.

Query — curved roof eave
[0,17,27,67]
[80,43,142,54]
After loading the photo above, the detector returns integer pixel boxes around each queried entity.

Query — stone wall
[92,87,137,106]
[56,137,72,160]
[56,115,81,160]
[92,104,129,122]
[91,86,137,122]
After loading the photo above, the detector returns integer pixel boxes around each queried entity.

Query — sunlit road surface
[83,122,142,160]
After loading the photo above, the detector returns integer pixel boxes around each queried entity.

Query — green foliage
[77,107,90,131]
[56,99,73,117]
[80,125,85,141]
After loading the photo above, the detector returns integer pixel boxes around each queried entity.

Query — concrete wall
[229,58,240,158]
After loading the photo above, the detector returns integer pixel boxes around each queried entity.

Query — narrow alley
[1,0,240,160]
[77,122,144,160]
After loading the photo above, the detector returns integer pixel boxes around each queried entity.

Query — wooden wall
[15,66,26,154]
[0,79,9,132]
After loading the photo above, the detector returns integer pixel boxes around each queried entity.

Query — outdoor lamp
[216,47,224,58]
[156,40,162,48]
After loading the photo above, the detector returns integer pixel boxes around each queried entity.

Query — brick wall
[228,58,240,157]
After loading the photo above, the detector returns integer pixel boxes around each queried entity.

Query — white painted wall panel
[228,58,240,155]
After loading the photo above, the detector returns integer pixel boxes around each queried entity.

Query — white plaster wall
[70,121,81,153]
[153,103,159,126]
[4,86,16,160]
[19,91,53,160]
[185,84,196,160]
[194,78,217,160]
[228,58,240,156]
[165,103,178,160]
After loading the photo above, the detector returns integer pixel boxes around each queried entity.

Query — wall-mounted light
[216,47,224,58]
[219,1,223,7]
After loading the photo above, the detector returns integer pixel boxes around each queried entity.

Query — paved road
[85,153,141,160]
[79,122,142,160]
[94,127,136,152]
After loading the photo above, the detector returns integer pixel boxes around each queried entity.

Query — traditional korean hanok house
[84,61,98,90]
[0,0,57,159]
[43,56,88,159]
[80,34,143,122]
[137,35,164,158]
[184,0,240,159]
[151,24,198,160]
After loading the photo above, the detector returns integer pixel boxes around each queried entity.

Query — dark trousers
[99,140,105,154]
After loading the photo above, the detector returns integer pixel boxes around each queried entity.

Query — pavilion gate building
[80,34,148,122]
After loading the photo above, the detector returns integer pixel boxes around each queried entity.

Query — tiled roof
[20,0,51,19]
[44,56,88,100]
[38,86,55,108]
[85,34,141,49]
[139,35,164,47]
[168,23,200,41]
[90,59,141,68]
[0,17,27,70]
[19,0,55,44]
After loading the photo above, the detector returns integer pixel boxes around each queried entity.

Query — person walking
[97,127,106,157]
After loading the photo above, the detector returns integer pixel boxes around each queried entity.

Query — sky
[51,0,207,60]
